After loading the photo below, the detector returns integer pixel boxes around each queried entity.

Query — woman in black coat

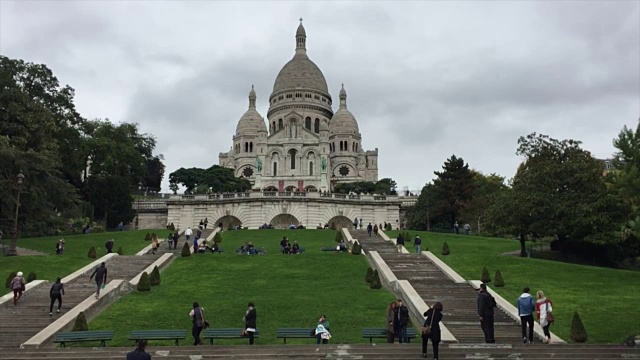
[422,302,444,359]
[244,302,257,345]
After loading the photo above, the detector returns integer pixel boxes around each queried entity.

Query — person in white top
[185,227,192,241]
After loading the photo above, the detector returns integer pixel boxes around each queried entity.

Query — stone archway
[215,215,243,230]
[327,216,354,230]
[270,214,300,229]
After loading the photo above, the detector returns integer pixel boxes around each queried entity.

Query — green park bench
[54,330,114,347]
[361,327,417,343]
[276,328,321,344]
[129,329,186,346]
[202,328,260,344]
[211,247,224,254]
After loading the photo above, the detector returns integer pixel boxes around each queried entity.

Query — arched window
[305,117,311,130]
[273,162,278,176]
[244,142,248,153]
[272,121,276,131]
[314,118,320,133]
[288,149,297,170]
[309,161,314,176]
[339,142,343,151]
[278,119,283,130]
[250,142,253,153]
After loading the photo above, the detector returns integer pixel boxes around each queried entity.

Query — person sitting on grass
[289,223,296,229]
[247,242,256,255]
[280,237,290,254]
[238,242,249,254]
[291,241,300,254]
[336,239,347,253]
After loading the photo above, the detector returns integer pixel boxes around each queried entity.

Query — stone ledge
[468,280,565,344]
[421,252,467,284]
[344,228,365,255]
[21,280,132,349]
[135,238,166,256]
[0,280,48,307]
[396,280,457,343]
[61,253,119,284]
[368,251,398,291]
[129,253,174,286]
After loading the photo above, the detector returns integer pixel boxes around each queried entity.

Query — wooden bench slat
[276,328,319,344]
[129,330,187,346]
[202,328,261,344]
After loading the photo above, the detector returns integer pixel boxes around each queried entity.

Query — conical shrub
[441,242,450,255]
[370,270,382,289]
[150,265,161,286]
[405,232,412,243]
[351,241,362,255]
[26,272,36,283]
[481,266,491,283]
[365,267,374,283]
[494,270,504,287]
[213,232,223,244]
[335,231,343,243]
[5,272,17,288]
[137,272,151,291]
[116,246,123,255]
[88,246,97,259]
[181,241,191,257]
[570,311,588,343]
[151,232,157,241]
[72,312,88,331]
[144,232,151,241]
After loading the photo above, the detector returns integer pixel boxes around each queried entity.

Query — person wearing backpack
[477,283,496,343]
[414,236,422,254]
[517,287,535,343]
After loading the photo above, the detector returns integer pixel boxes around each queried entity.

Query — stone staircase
[381,252,524,343]
[0,255,157,348]
[0,344,637,359]
[350,229,397,253]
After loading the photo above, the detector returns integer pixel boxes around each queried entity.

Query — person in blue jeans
[414,236,422,253]
[397,299,409,343]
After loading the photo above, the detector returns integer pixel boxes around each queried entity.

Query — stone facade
[165,192,400,230]
[218,21,378,192]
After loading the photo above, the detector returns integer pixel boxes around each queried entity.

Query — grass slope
[1,229,162,293]
[89,230,395,345]
[388,230,640,344]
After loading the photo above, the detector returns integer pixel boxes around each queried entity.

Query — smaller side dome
[329,84,359,135]
[236,85,267,135]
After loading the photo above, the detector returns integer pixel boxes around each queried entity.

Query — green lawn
[1,229,162,293]
[89,229,396,345]
[388,230,640,344]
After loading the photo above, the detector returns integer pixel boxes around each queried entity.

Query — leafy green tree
[169,165,251,194]
[433,155,476,226]
[145,155,166,190]
[441,242,450,255]
[88,247,96,259]
[459,171,507,232]
[85,175,134,228]
[369,270,382,289]
[27,272,36,283]
[181,242,191,257]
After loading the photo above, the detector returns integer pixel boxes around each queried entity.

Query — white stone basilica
[218,21,379,192]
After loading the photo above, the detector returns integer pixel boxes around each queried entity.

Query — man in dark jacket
[105,239,114,254]
[244,302,257,345]
[89,262,107,299]
[126,339,151,360]
[396,299,410,343]
[396,234,405,251]
[49,277,64,315]
[477,283,496,343]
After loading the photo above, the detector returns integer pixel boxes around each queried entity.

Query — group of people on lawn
[279,237,302,254]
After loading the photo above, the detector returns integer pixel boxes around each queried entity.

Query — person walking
[397,299,409,343]
[396,233,405,251]
[517,287,535,343]
[10,272,25,306]
[126,339,151,360]
[105,239,114,254]
[414,236,422,254]
[89,262,107,299]
[185,227,192,242]
[173,230,179,250]
[189,302,205,345]
[367,223,373,237]
[536,291,554,344]
[477,283,496,343]
[49,277,64,315]
[204,217,208,229]
[421,302,444,359]
[243,302,257,345]
[454,222,460,234]
[373,224,379,237]
[385,301,397,343]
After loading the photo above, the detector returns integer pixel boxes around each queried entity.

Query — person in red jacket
[535,290,554,343]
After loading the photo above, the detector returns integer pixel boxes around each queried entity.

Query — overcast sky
[2,1,639,192]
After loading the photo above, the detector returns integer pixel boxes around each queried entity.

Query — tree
[333,178,398,195]
[481,266,491,283]
[459,171,507,232]
[433,155,476,226]
[85,174,135,228]
[72,312,89,331]
[335,231,343,243]
[137,272,151,291]
[494,270,504,287]
[441,242,450,255]
[169,165,250,194]
[88,247,96,259]
[213,232,223,244]
[365,267,374,283]
[150,266,161,286]
[351,241,362,255]
[145,155,165,190]
[570,311,588,342]
[369,270,382,289]
[181,242,191,257]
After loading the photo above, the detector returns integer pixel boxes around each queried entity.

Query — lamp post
[8,171,25,256]
[135,181,143,230]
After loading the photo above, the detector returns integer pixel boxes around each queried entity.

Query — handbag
[421,308,436,336]
[200,309,210,329]
[20,282,25,292]
[546,302,555,324]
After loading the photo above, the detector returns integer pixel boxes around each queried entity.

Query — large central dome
[272,54,329,94]
[271,21,330,96]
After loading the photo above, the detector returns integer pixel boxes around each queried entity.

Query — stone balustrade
[167,192,401,202]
